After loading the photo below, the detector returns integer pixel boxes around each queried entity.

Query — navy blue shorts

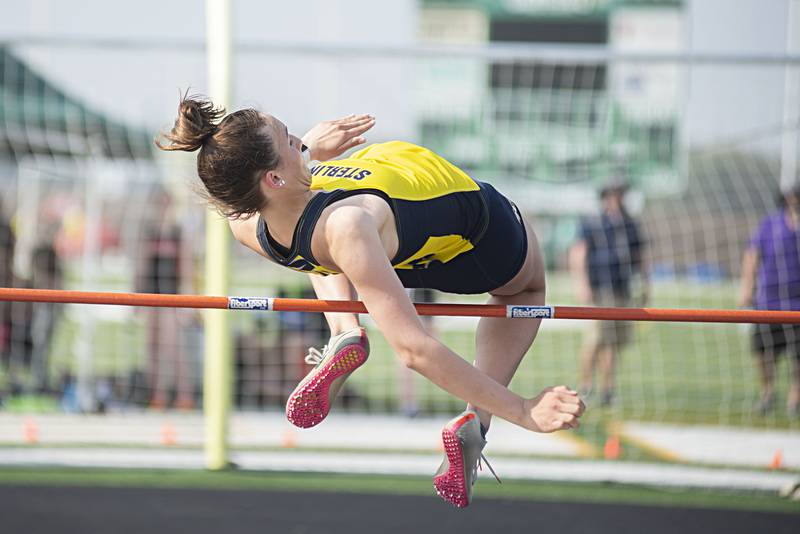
[395,183,528,294]
[752,323,800,359]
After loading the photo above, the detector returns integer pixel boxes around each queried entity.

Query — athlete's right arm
[321,206,580,433]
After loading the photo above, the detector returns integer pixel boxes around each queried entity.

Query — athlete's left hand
[523,385,586,432]
[302,114,376,162]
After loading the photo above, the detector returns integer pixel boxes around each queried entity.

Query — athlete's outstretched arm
[323,207,584,433]
[302,114,376,162]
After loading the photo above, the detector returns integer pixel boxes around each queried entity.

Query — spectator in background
[27,242,63,393]
[0,222,56,398]
[136,186,195,410]
[235,315,285,408]
[569,179,648,406]
[739,184,800,417]
[0,216,16,401]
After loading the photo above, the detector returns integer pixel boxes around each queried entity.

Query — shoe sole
[285,344,368,429]
[433,412,474,508]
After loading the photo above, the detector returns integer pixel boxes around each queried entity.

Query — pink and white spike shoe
[434,410,500,508]
[285,327,369,429]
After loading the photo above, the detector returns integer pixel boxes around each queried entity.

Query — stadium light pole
[204,0,233,470]
[781,0,800,190]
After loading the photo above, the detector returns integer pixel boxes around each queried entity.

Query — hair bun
[155,92,225,152]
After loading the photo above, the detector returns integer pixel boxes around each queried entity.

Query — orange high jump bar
[1,287,800,324]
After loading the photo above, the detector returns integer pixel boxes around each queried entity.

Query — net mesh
[0,3,798,476]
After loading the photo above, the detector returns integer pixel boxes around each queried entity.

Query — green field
[347,275,796,430]
[0,467,797,514]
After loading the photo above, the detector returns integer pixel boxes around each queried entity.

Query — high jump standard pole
[204,0,233,471]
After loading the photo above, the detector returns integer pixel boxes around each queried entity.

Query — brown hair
[155,92,279,219]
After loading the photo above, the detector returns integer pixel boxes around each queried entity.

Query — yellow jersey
[256,141,491,287]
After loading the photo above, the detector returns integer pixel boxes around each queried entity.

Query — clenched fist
[523,385,586,433]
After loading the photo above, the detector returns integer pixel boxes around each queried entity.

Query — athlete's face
[261,114,311,191]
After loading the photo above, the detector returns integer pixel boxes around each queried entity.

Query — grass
[0,466,797,513]
[351,321,796,428]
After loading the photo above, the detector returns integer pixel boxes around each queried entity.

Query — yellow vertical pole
[204,0,233,470]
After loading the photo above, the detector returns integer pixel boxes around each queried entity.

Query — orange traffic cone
[769,449,783,470]
[23,418,39,444]
[281,429,297,448]
[160,422,177,446]
[604,435,621,460]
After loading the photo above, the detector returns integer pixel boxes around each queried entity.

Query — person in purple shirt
[739,184,800,417]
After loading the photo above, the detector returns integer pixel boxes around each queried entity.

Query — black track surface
[1,485,797,534]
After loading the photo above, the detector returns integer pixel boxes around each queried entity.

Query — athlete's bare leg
[309,273,360,336]
[468,218,547,431]
[283,274,366,429]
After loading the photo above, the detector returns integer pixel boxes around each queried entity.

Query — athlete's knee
[528,270,546,294]
[523,285,546,304]
[516,271,546,299]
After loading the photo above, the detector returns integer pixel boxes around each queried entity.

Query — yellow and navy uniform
[256,141,527,294]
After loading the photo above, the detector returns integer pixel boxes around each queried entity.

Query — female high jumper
[157,95,586,507]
